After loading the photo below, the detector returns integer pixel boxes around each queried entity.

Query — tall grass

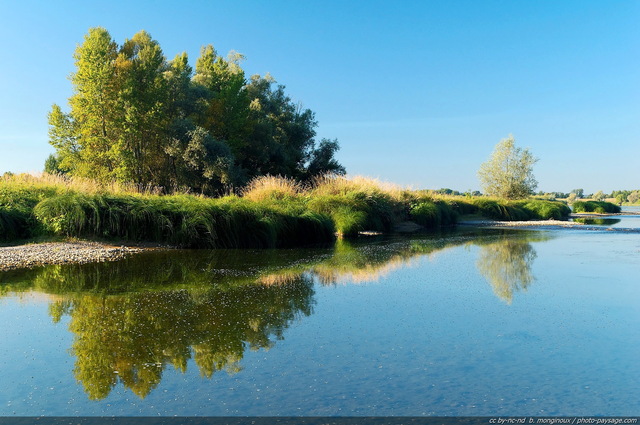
[242,175,303,202]
[0,173,573,246]
[33,192,335,248]
[410,200,457,227]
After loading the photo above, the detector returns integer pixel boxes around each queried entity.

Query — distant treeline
[46,27,344,195]
[437,188,640,205]
[533,189,640,204]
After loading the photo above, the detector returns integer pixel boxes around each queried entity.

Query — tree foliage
[48,28,344,194]
[627,191,639,204]
[478,135,538,199]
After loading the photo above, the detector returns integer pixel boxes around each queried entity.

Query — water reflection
[572,217,621,226]
[56,276,315,400]
[476,238,537,303]
[0,229,549,399]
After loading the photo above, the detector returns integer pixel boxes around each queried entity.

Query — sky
[0,0,638,193]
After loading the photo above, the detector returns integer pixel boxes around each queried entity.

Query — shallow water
[571,206,640,229]
[0,223,638,416]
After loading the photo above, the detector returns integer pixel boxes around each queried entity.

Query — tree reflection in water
[476,238,537,303]
[0,229,551,399]
[51,276,315,400]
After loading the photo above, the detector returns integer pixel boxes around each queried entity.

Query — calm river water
[1,212,639,416]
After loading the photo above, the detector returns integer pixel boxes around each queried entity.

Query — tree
[67,27,119,180]
[477,135,538,199]
[571,188,584,199]
[592,190,605,201]
[48,27,344,194]
[627,191,639,204]
[47,104,79,173]
[304,138,346,178]
[44,154,66,175]
[114,30,170,183]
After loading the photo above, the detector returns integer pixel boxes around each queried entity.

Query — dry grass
[310,174,409,200]
[241,175,304,202]
[1,172,164,196]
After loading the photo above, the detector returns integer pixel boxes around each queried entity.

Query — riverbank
[0,241,152,271]
[1,174,573,248]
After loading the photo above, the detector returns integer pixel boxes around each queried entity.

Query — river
[1,211,639,416]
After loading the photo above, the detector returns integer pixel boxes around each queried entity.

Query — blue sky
[0,0,638,193]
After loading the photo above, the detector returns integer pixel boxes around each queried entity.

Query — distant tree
[44,154,66,175]
[478,135,538,199]
[611,190,631,201]
[571,189,584,199]
[47,104,79,173]
[592,190,605,201]
[567,193,578,204]
[615,194,626,205]
[627,191,640,204]
[436,188,462,196]
[304,138,346,178]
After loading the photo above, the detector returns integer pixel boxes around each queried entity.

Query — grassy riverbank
[1,173,571,248]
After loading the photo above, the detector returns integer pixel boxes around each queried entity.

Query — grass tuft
[242,175,304,202]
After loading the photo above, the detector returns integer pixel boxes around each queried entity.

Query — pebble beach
[0,241,147,271]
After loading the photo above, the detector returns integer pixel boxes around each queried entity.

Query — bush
[572,201,621,214]
[521,200,571,220]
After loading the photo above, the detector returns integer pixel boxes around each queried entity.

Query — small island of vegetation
[0,28,624,251]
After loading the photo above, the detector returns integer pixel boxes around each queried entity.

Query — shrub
[572,201,621,214]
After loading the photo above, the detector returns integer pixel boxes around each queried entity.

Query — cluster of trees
[563,189,640,204]
[435,188,482,197]
[46,27,344,194]
[610,189,640,204]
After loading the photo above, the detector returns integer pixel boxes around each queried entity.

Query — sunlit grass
[242,175,304,202]
[0,172,573,246]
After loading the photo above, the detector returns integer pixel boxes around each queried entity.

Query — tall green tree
[67,27,120,180]
[48,27,344,193]
[478,135,538,199]
[114,30,170,183]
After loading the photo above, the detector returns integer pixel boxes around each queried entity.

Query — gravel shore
[459,219,585,228]
[0,241,149,271]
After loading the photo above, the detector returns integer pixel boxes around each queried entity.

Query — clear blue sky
[0,0,638,193]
